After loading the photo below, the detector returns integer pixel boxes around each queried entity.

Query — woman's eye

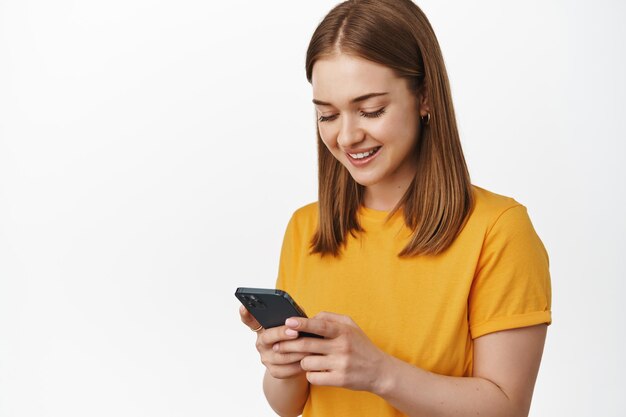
[318,114,338,123]
[317,107,386,123]
[361,107,386,118]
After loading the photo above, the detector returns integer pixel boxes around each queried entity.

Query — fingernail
[285,328,298,337]
[273,343,279,351]
[285,318,299,328]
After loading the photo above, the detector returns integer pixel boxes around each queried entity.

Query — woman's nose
[337,116,365,149]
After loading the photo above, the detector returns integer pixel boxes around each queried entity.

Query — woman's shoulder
[292,201,319,219]
[284,201,319,235]
[471,184,524,218]
[469,184,538,236]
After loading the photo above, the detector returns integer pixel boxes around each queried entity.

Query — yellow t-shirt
[275,185,552,417]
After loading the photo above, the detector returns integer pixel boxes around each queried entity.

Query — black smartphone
[235,287,322,338]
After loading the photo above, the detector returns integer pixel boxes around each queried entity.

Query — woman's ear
[417,88,430,117]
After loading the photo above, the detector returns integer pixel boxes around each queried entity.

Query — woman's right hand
[239,305,308,379]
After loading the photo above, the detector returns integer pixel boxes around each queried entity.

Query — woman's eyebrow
[312,92,389,106]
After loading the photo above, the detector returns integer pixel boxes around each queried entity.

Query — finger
[269,351,308,365]
[239,305,262,330]
[300,354,335,372]
[306,370,340,387]
[314,311,355,326]
[259,325,300,347]
[285,316,341,339]
[275,336,333,355]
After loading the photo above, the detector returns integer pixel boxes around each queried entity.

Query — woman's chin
[339,159,382,187]
[348,172,380,188]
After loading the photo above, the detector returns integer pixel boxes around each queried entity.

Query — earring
[421,113,431,125]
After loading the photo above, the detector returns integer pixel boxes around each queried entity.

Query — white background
[1,1,624,416]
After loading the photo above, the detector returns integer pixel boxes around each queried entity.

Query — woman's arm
[377,324,547,417]
[263,370,309,417]
[239,305,310,417]
[275,313,547,417]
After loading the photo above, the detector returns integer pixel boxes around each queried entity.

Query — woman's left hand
[272,311,391,393]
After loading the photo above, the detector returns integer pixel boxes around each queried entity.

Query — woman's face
[311,53,428,192]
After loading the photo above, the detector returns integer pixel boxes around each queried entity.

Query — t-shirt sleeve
[468,204,552,339]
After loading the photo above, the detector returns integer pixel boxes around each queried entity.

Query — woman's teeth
[349,147,380,159]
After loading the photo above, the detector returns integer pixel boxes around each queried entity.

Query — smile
[345,146,382,167]
[348,146,381,160]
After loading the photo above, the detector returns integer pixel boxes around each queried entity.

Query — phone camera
[243,294,267,309]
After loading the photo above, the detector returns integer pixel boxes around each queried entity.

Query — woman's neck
[363,180,412,211]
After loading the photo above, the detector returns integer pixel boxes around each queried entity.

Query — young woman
[239,1,552,416]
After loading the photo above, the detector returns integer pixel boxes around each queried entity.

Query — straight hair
[306,0,474,257]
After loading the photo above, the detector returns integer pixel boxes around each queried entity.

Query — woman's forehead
[311,54,402,105]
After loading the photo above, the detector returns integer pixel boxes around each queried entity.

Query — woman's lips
[346,146,382,167]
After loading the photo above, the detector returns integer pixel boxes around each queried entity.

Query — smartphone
[235,287,322,338]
